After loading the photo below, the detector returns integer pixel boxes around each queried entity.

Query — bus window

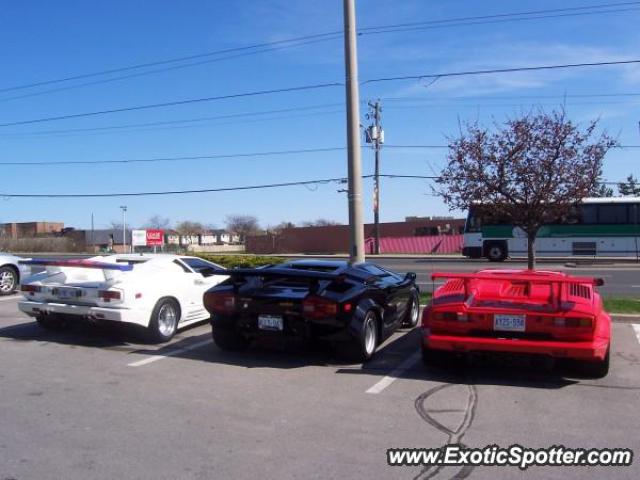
[464,207,482,233]
[598,204,628,224]
[581,205,598,224]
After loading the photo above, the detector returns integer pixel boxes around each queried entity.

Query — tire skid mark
[413,382,478,480]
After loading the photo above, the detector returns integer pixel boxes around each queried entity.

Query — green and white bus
[462,197,640,261]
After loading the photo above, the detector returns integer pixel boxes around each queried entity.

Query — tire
[147,298,180,343]
[580,346,610,378]
[0,265,18,296]
[211,325,249,351]
[402,291,420,328]
[347,310,379,362]
[36,314,68,331]
[485,242,507,262]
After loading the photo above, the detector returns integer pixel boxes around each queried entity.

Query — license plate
[56,287,80,300]
[258,315,283,331]
[494,314,526,332]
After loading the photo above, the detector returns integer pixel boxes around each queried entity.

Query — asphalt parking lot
[1,293,639,480]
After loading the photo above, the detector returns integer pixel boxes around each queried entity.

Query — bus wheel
[485,242,507,262]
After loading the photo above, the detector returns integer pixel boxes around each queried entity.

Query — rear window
[356,264,391,277]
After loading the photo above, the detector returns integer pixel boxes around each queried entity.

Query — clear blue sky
[0,0,638,230]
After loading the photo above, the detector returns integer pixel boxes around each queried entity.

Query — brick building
[0,222,64,239]
[246,218,465,254]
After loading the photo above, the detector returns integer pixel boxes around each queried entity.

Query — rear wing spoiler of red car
[431,272,604,286]
[431,272,604,309]
[19,258,134,272]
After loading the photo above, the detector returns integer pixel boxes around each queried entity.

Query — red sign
[146,229,164,246]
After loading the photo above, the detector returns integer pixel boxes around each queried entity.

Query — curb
[610,314,640,324]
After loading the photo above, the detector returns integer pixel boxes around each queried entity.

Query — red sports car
[421,270,611,377]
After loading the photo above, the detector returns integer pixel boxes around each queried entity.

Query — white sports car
[17,254,228,342]
[0,252,31,296]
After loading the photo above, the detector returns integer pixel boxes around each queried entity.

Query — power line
[2,144,638,167]
[3,59,638,129]
[0,177,352,198]
[0,103,343,137]
[0,147,346,166]
[362,59,640,84]
[0,2,634,101]
[360,1,640,32]
[0,36,341,103]
[0,173,630,198]
[359,4,640,36]
[382,92,640,101]
[0,32,342,95]
[0,82,343,128]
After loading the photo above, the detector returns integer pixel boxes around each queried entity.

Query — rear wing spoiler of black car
[219,268,347,294]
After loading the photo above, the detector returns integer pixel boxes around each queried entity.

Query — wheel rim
[410,297,419,324]
[0,270,16,293]
[157,303,177,337]
[364,314,376,355]
[489,247,502,259]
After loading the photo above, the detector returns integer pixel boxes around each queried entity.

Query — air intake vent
[568,283,591,300]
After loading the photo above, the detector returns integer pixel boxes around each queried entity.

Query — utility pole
[366,100,383,254]
[120,205,127,253]
[343,0,365,264]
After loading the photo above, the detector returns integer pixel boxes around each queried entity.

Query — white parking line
[366,351,421,394]
[0,294,20,303]
[632,324,640,346]
[127,339,212,367]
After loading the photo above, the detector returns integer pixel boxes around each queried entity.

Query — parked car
[0,252,31,296]
[421,269,611,377]
[17,254,228,342]
[203,260,420,361]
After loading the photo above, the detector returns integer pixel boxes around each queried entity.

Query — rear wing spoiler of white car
[19,258,134,281]
[19,258,134,271]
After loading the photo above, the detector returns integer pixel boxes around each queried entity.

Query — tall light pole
[343,0,365,264]
[120,206,127,253]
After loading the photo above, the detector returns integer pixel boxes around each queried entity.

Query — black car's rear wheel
[346,310,379,363]
[212,325,249,351]
[402,292,420,328]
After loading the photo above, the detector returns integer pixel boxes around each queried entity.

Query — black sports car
[203,260,419,361]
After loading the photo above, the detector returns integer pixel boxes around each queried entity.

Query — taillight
[433,311,468,322]
[553,317,593,328]
[302,296,338,319]
[98,290,122,302]
[204,292,237,314]
[21,284,41,294]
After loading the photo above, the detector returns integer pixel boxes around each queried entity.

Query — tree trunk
[527,233,536,270]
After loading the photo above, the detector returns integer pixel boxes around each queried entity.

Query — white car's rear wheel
[148,298,180,343]
[0,266,18,296]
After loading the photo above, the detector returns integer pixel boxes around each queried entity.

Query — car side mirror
[405,272,417,282]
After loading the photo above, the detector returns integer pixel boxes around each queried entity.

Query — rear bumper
[423,329,609,361]
[211,315,354,343]
[18,300,148,327]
